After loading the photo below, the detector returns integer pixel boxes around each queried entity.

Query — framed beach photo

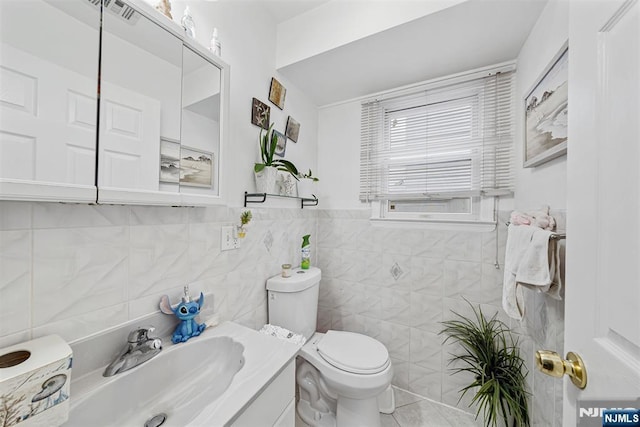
[269,77,286,110]
[179,146,213,188]
[159,139,180,183]
[524,43,568,168]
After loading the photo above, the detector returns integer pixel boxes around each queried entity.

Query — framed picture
[180,146,213,188]
[251,97,270,130]
[273,130,287,157]
[159,139,180,183]
[524,43,568,168]
[269,77,286,110]
[285,116,300,143]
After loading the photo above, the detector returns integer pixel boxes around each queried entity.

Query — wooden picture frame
[285,116,300,143]
[524,43,568,168]
[269,77,286,110]
[251,97,270,130]
[273,130,287,157]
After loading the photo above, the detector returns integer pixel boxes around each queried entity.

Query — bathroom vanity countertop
[187,321,301,426]
[68,321,301,426]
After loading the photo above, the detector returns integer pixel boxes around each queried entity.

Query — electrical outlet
[221,226,239,251]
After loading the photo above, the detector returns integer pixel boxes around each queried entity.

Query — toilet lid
[317,331,389,374]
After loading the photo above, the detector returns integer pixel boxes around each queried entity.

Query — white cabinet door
[97,82,161,195]
[565,0,640,424]
[0,0,99,202]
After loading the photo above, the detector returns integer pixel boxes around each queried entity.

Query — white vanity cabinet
[0,0,100,203]
[0,0,229,206]
[231,361,296,427]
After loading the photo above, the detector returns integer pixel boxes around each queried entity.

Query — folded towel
[259,324,306,346]
[502,225,563,320]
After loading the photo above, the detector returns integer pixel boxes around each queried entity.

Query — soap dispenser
[181,6,196,39]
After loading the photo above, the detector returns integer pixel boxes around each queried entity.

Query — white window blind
[360,70,515,203]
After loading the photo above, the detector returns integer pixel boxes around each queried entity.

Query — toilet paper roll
[0,335,72,427]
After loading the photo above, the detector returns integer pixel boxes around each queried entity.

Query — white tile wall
[0,201,318,349]
[0,202,564,426]
[316,209,566,426]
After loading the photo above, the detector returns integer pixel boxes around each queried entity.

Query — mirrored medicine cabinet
[0,0,229,206]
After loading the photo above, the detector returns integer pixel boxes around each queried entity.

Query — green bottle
[301,234,311,269]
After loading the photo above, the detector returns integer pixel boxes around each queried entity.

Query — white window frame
[362,65,515,230]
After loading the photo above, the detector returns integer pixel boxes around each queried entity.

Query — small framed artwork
[285,116,300,143]
[251,97,270,130]
[269,77,286,110]
[180,146,213,188]
[273,130,287,157]
[159,139,180,183]
[524,43,568,168]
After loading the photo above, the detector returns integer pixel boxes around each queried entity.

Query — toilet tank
[266,267,321,340]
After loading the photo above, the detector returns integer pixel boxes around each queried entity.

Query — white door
[565,0,640,425]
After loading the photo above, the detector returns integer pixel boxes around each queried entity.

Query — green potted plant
[254,124,299,194]
[440,303,530,427]
[297,169,319,199]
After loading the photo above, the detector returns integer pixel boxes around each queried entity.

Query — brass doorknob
[535,350,587,389]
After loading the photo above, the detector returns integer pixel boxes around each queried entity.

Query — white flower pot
[297,178,318,199]
[254,166,278,194]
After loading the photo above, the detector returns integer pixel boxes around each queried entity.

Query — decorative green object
[240,210,252,225]
[255,123,299,178]
[238,210,252,238]
[301,234,311,269]
[298,169,319,182]
[439,302,530,427]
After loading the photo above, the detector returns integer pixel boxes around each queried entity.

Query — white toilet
[266,267,394,427]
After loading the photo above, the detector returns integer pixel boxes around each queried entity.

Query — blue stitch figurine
[159,286,206,344]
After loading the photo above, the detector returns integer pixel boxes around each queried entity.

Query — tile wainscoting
[315,209,566,427]
[0,201,317,347]
[0,202,564,426]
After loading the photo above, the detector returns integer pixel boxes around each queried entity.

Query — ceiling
[276,0,548,106]
[260,0,331,23]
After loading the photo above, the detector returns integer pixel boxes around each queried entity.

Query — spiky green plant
[440,303,530,427]
[254,124,299,179]
[240,210,252,225]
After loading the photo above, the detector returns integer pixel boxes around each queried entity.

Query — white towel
[502,225,562,320]
[503,224,536,320]
[516,229,562,300]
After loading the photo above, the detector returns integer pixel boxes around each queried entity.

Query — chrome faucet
[103,326,162,377]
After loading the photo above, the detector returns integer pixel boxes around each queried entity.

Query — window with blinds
[360,69,515,222]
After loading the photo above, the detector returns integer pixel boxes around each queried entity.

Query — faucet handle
[128,326,155,343]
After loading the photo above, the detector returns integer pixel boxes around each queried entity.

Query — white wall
[514,0,569,211]
[317,101,363,210]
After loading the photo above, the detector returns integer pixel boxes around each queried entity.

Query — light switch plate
[221,226,239,251]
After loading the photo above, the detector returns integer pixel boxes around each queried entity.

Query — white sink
[66,334,244,427]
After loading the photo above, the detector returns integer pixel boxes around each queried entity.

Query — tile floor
[381,387,480,427]
[297,386,481,427]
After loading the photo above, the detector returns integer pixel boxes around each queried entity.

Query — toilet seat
[317,330,390,375]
